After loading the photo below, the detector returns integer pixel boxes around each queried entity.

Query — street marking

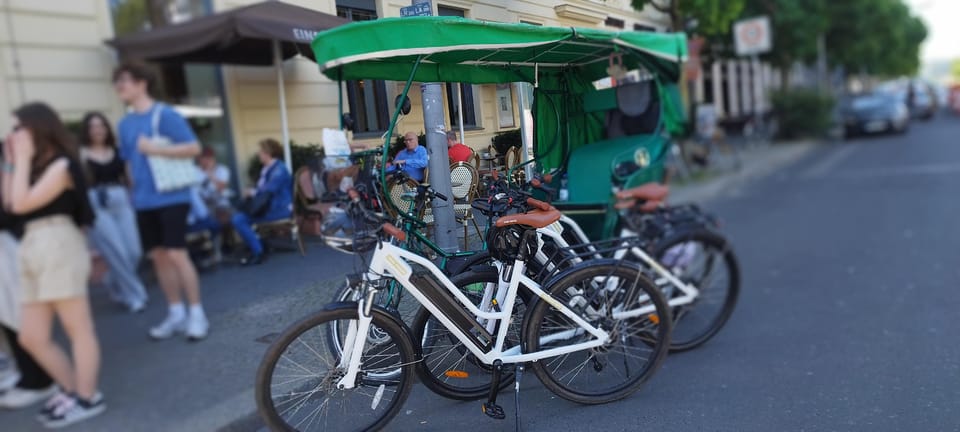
[801,145,857,179]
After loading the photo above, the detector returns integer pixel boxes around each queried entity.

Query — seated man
[232,138,293,266]
[386,131,428,182]
[447,130,472,163]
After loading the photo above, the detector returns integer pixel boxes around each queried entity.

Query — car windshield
[851,94,886,110]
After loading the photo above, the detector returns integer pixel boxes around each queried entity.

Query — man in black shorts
[114,61,208,341]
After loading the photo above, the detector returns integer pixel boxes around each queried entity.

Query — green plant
[247,141,322,182]
[490,129,521,155]
[770,89,835,140]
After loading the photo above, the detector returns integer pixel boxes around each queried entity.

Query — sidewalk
[669,140,820,204]
[0,240,361,432]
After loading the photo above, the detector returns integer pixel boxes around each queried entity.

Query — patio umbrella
[107,1,349,171]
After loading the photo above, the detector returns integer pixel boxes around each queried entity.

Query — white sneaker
[185,315,209,341]
[128,299,146,314]
[0,368,20,392]
[0,385,56,409]
[148,315,187,340]
[40,392,105,429]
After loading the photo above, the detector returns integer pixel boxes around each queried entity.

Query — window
[437,5,465,17]
[604,17,624,29]
[446,83,481,128]
[633,23,656,32]
[335,1,390,135]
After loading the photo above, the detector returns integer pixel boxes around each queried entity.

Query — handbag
[242,191,273,218]
[146,104,201,193]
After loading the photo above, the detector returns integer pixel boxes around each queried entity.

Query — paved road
[4,114,960,431]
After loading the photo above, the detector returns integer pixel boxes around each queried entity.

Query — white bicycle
[255,192,672,431]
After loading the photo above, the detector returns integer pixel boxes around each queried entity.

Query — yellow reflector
[444,370,469,378]
[648,314,660,325]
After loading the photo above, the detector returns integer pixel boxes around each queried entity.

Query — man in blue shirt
[387,132,429,181]
[113,61,208,341]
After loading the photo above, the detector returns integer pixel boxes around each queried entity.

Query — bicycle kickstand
[481,360,506,420]
[514,364,524,432]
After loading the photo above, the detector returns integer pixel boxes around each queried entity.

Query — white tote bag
[146,104,201,193]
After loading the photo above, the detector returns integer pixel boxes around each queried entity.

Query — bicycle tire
[524,260,671,405]
[412,265,525,400]
[255,302,416,432]
[652,227,740,352]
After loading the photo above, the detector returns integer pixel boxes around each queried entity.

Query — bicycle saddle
[495,198,561,229]
[615,182,669,211]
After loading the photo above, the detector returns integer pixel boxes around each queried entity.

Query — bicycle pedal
[481,402,506,420]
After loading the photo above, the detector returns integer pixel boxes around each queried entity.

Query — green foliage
[742,0,829,73]
[247,142,322,183]
[952,60,960,81]
[770,89,835,140]
[111,0,149,36]
[825,0,927,77]
[490,129,522,155]
[630,0,745,36]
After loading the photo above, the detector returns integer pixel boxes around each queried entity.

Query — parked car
[841,91,909,138]
[910,85,936,120]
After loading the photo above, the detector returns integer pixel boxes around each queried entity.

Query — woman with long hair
[79,111,147,312]
[1,102,104,427]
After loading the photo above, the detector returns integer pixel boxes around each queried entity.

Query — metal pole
[423,82,458,252]
[273,40,292,172]
[455,84,465,145]
[515,82,532,180]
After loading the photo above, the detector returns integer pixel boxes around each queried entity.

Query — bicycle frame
[336,239,654,390]
[536,214,701,310]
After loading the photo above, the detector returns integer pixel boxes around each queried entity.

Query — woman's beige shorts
[19,216,91,303]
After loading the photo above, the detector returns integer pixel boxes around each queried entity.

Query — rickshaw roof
[312,16,687,84]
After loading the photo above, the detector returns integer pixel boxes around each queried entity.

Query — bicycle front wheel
[256,303,415,432]
[525,260,671,405]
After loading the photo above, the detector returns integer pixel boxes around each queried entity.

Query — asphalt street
[3,114,960,431]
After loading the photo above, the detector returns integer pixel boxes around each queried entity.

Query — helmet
[486,224,534,262]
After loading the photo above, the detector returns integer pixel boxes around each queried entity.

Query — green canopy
[312,16,687,84]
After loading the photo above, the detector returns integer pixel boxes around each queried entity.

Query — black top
[19,157,95,229]
[86,152,126,186]
[0,207,22,238]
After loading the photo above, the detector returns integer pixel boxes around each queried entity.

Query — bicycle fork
[336,292,376,390]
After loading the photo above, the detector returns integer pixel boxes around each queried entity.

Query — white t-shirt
[198,164,232,207]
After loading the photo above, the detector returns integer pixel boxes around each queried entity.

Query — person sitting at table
[446,131,472,163]
[386,132,428,182]
[231,138,292,266]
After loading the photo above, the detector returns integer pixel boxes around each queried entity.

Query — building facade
[1,0,670,186]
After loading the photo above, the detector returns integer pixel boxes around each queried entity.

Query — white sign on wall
[733,16,772,56]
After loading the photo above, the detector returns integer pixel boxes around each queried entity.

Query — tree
[825,0,927,78]
[952,59,960,82]
[630,0,745,36]
[740,0,829,90]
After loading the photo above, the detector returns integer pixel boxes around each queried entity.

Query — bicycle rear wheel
[412,266,524,400]
[256,303,415,432]
[525,260,671,405]
[653,228,739,352]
